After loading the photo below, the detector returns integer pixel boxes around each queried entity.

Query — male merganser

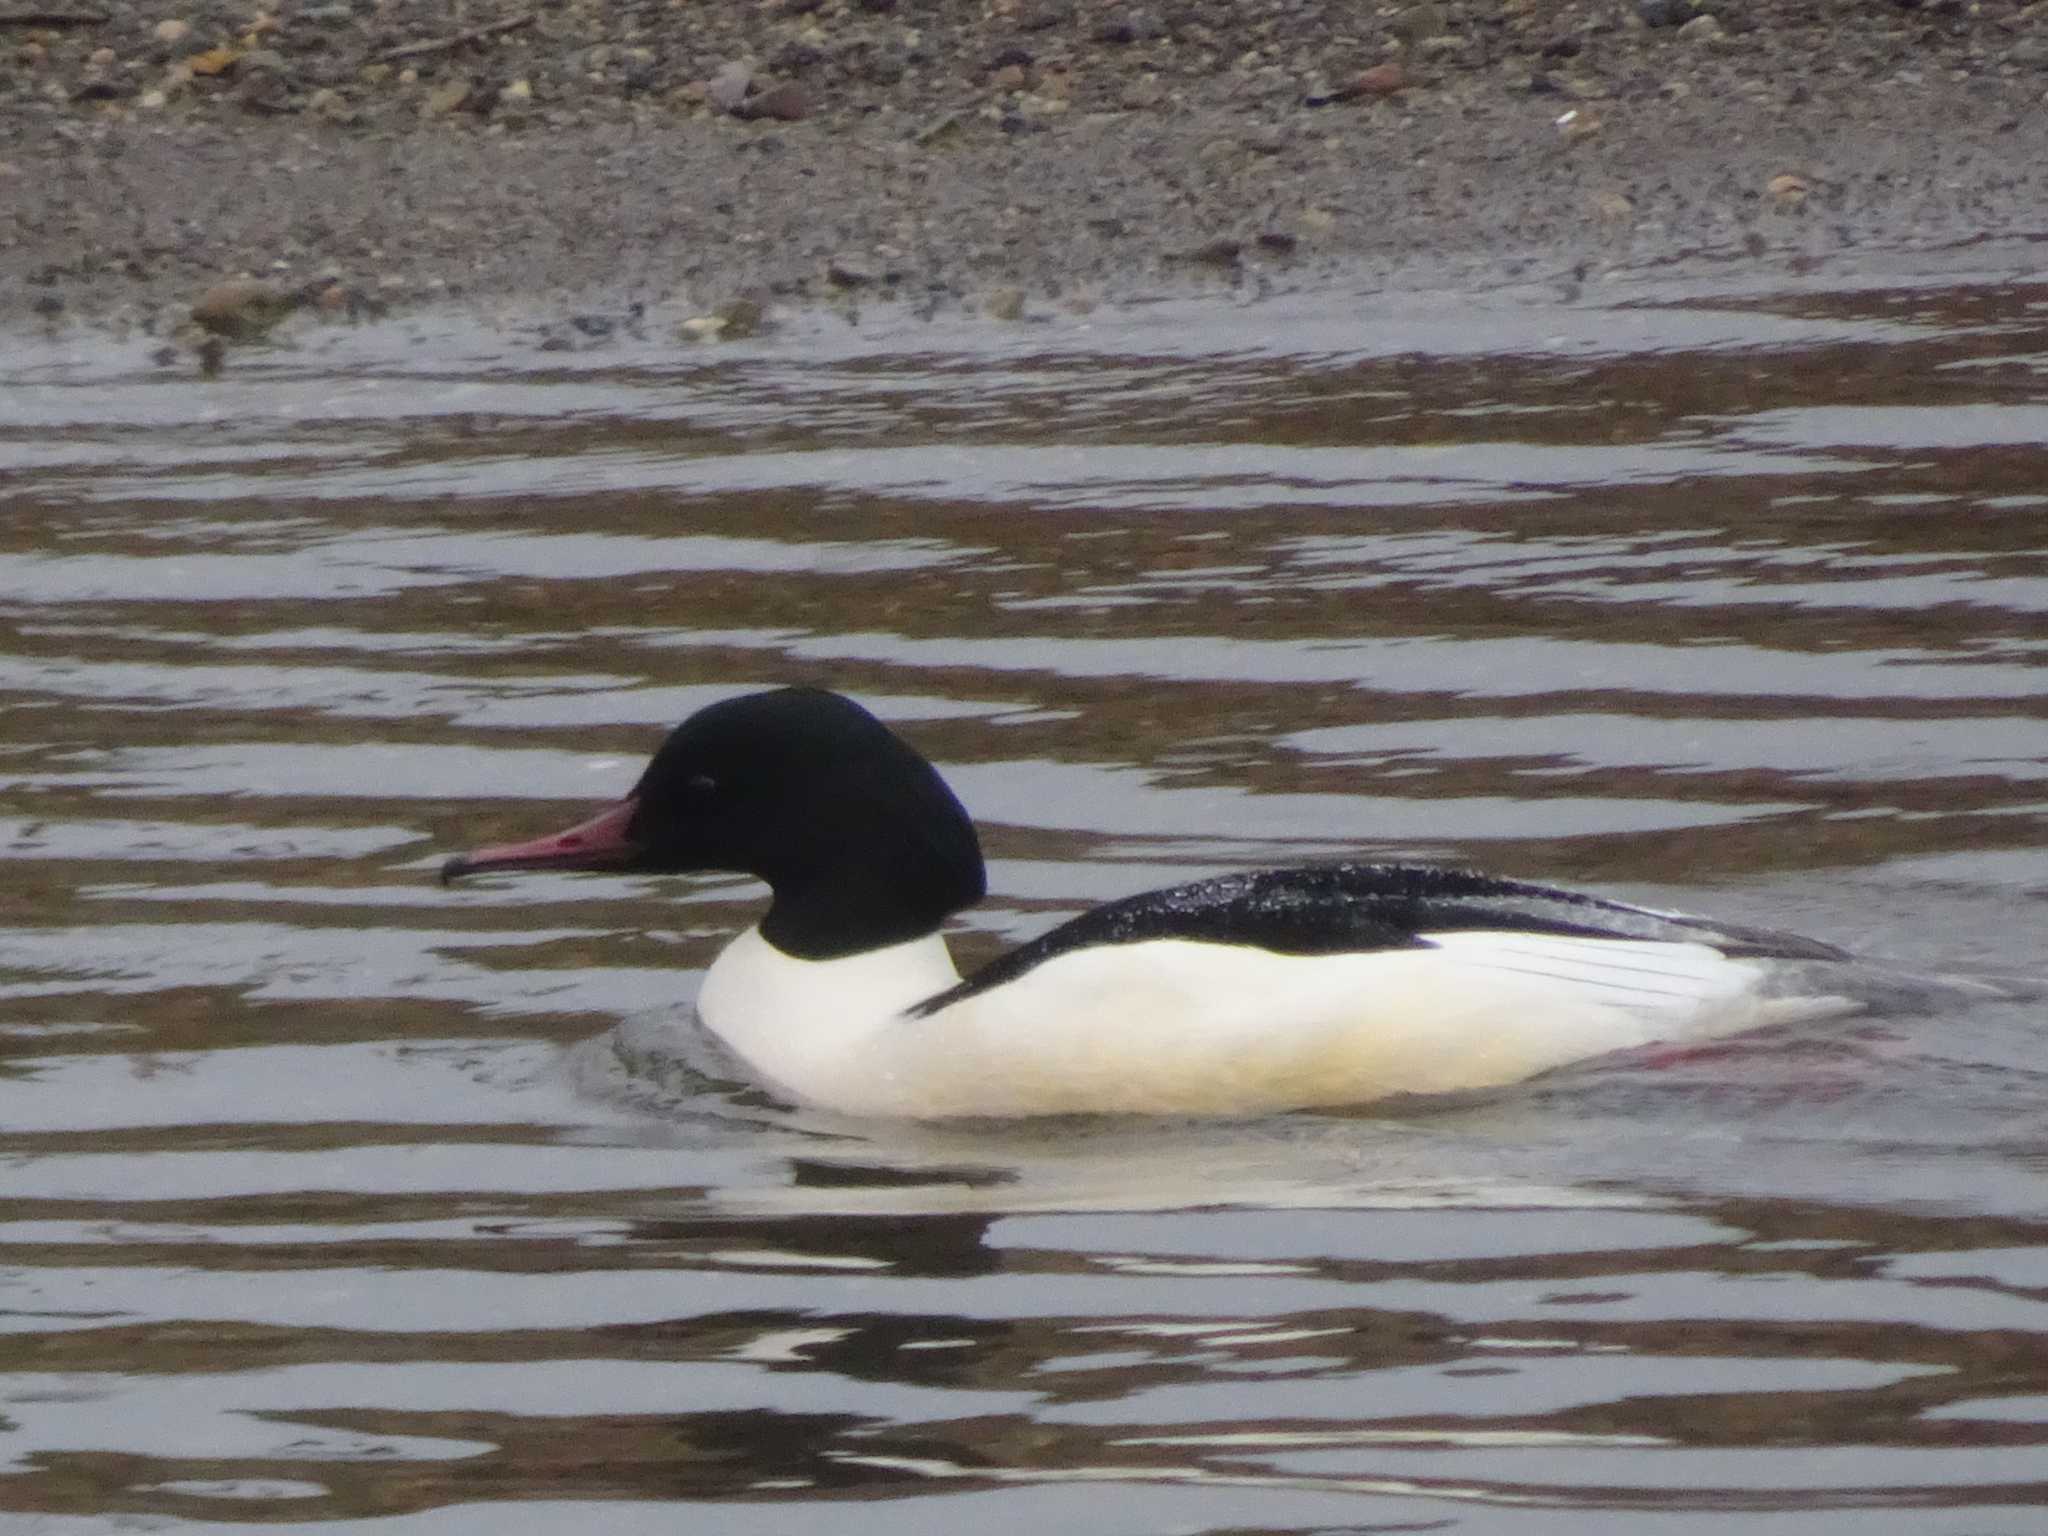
[441,687,1858,1118]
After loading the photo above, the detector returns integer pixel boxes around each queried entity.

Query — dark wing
[910,863,1848,1018]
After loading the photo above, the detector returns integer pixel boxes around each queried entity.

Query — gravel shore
[4,0,2047,334]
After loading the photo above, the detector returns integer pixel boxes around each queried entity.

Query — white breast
[693,925,1855,1119]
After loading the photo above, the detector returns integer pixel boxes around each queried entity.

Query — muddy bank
[3,0,2047,334]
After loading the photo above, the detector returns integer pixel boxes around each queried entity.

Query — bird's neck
[758,840,984,961]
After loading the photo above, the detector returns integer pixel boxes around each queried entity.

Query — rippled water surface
[3,261,2047,1533]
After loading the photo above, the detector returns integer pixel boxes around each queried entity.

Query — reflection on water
[2,260,2046,1532]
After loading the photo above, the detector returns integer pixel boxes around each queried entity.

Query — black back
[910,862,1849,1017]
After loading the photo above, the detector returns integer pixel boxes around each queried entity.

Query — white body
[696,924,1853,1119]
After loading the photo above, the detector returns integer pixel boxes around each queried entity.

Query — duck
[440,686,1860,1119]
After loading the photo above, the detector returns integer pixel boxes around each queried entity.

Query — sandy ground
[3,0,2047,337]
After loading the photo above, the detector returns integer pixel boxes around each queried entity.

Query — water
[2,257,2046,1533]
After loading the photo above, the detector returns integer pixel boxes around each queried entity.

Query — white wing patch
[1418,931,1755,1011]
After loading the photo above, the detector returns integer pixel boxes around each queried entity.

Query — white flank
[695,925,1857,1119]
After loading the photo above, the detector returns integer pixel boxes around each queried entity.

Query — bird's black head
[442,687,987,959]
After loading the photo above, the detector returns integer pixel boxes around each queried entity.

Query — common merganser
[441,687,1859,1118]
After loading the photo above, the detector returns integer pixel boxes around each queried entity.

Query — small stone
[1592,190,1636,220]
[825,255,876,288]
[1094,9,1165,45]
[742,80,809,120]
[423,78,470,115]
[1542,33,1583,58]
[191,277,299,341]
[1170,237,1242,268]
[1413,34,1463,60]
[1554,107,1602,141]
[679,315,728,342]
[1120,75,1164,109]
[139,86,168,109]
[1298,206,1336,233]
[707,60,753,115]
[89,45,115,66]
[1243,125,1286,154]
[1394,4,1447,44]
[1197,136,1239,166]
[988,64,1026,92]
[1255,230,1298,254]
[185,46,239,77]
[1339,61,1408,98]
[1766,172,1811,207]
[984,285,1025,321]
[862,46,909,86]
[1635,0,1694,25]
[307,86,354,122]
[714,297,765,337]
[153,17,191,45]
[1677,13,1726,44]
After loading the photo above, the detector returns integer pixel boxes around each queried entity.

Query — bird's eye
[686,774,719,796]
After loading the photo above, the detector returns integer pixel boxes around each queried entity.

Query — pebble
[743,81,809,121]
[706,60,753,115]
[715,297,766,337]
[424,79,470,115]
[308,86,355,122]
[1094,10,1165,45]
[984,285,1025,320]
[825,255,876,288]
[1677,14,1727,46]
[1766,172,1811,207]
[190,277,299,340]
[1169,237,1242,268]
[187,46,239,78]
[1341,61,1408,98]
[152,18,191,45]
[1555,107,1602,141]
[1636,0,1695,26]
[1394,5,1447,44]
